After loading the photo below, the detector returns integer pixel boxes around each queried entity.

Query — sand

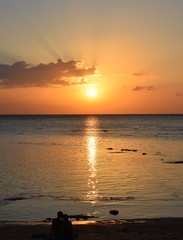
[0,218,183,240]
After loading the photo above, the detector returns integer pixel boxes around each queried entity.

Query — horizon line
[0,113,183,116]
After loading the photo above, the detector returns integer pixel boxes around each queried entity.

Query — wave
[1,194,135,205]
[12,141,45,145]
[11,141,63,146]
[83,196,135,202]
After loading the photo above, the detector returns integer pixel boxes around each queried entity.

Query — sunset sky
[0,0,183,114]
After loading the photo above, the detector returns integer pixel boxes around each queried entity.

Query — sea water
[0,114,183,220]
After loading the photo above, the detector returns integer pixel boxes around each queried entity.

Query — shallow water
[0,115,183,220]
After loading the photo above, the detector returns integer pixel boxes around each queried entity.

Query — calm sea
[0,114,183,221]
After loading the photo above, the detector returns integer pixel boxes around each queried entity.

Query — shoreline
[0,218,183,240]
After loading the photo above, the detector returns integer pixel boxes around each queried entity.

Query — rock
[121,149,137,152]
[109,210,119,215]
[106,147,113,150]
[163,161,183,164]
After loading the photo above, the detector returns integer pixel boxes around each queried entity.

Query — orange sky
[0,1,183,114]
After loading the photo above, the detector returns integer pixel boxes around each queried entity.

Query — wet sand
[0,218,183,240]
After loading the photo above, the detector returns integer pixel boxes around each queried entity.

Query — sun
[87,89,97,98]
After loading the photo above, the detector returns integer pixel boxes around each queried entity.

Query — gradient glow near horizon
[0,0,183,114]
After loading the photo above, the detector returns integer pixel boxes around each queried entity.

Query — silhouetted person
[51,211,64,240]
[62,214,73,240]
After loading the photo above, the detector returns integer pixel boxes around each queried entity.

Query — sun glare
[87,89,97,98]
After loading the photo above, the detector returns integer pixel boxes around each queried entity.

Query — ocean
[0,114,183,221]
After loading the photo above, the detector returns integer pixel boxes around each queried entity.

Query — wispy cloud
[132,85,155,91]
[176,91,183,97]
[132,72,157,78]
[0,59,97,88]
[132,72,146,76]
[112,71,157,81]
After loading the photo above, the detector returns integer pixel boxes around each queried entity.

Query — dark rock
[121,149,137,152]
[163,161,183,164]
[121,149,131,151]
[109,210,119,215]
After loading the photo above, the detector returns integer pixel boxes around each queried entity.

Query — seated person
[62,214,73,240]
[51,211,64,240]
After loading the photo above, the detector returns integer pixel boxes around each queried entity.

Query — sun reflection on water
[85,117,99,203]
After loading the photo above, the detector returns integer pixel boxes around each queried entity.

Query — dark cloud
[132,85,155,91]
[0,59,97,88]
[176,92,183,97]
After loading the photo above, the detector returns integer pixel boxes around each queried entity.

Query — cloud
[176,92,183,97]
[112,72,157,83]
[132,72,157,79]
[132,72,145,76]
[132,85,155,91]
[0,59,97,88]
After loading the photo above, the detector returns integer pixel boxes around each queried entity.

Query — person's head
[63,214,69,221]
[57,211,63,219]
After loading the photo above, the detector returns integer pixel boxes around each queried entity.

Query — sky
[0,0,183,114]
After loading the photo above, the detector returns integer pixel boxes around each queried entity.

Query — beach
[0,218,183,240]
